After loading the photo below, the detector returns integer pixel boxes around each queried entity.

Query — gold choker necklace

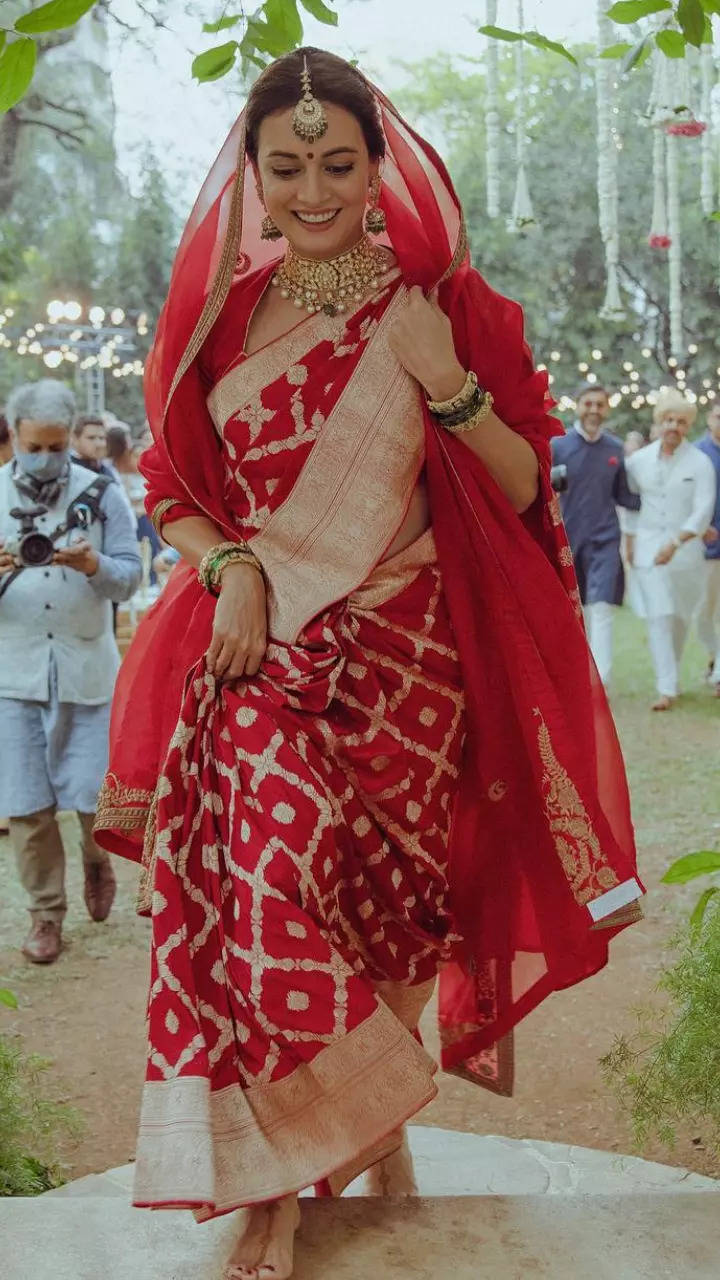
[271,237,388,317]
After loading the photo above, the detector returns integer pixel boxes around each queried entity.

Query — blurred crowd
[0,373,718,965]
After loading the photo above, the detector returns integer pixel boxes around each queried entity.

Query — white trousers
[646,614,688,698]
[583,601,614,686]
[696,560,720,682]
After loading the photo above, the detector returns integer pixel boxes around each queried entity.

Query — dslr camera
[550,463,569,494]
[5,505,54,567]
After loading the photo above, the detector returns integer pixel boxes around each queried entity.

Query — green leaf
[607,0,673,20]
[299,0,338,24]
[478,26,578,65]
[689,887,719,937]
[0,37,37,112]
[699,0,720,13]
[621,34,653,71]
[191,40,238,82]
[600,42,633,57]
[677,0,707,44]
[662,850,720,884]
[261,0,303,49]
[709,211,720,221]
[0,33,6,55]
[0,988,18,1009]
[522,32,578,66]
[478,24,524,42]
[655,28,687,55]
[14,0,97,35]
[202,14,243,34]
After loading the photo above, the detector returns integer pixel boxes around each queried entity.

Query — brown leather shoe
[83,857,116,922]
[22,920,62,964]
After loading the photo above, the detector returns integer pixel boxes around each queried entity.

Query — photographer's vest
[0,461,120,704]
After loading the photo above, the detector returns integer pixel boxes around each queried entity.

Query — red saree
[95,71,643,1215]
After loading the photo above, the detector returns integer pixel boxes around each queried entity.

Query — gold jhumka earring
[260,214,283,241]
[292,56,328,143]
[364,175,386,235]
[257,181,283,241]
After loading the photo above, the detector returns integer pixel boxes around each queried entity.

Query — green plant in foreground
[602,851,720,1160]
[0,994,82,1196]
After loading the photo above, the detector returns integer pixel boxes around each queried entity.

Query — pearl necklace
[271,236,388,317]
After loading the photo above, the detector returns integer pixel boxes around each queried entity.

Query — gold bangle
[198,541,262,594]
[440,389,494,434]
[151,498,179,537]
[427,370,477,417]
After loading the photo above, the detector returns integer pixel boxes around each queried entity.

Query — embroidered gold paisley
[535,711,619,907]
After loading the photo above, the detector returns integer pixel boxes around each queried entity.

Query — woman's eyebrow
[266,147,359,158]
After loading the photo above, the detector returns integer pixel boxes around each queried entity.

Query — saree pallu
[124,276,470,1213]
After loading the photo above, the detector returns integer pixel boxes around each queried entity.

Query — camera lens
[20,532,55,568]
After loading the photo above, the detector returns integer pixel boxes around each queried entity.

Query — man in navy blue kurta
[551,384,640,685]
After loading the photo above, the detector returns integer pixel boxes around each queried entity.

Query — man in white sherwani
[624,388,717,710]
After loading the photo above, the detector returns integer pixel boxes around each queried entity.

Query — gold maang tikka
[292,56,328,144]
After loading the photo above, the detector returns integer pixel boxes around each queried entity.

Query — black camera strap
[0,474,112,603]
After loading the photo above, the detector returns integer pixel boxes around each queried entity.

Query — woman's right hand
[206,562,268,681]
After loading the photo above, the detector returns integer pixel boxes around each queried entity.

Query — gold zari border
[133,1000,437,1213]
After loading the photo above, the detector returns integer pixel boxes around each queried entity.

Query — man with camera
[551,382,640,687]
[0,380,142,963]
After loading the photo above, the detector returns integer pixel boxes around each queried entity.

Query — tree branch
[14,117,86,149]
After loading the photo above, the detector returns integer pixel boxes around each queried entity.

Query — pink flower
[665,120,707,138]
[649,234,672,249]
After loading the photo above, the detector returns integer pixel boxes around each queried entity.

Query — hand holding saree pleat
[94,49,643,1230]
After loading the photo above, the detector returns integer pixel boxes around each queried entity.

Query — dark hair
[576,382,610,402]
[246,47,386,163]
[0,413,8,446]
[105,424,132,462]
[73,413,105,436]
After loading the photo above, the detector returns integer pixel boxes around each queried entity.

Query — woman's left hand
[389,286,467,403]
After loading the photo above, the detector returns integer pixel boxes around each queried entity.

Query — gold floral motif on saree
[534,709,620,908]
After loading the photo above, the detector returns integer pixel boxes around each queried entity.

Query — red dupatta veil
[100,62,643,1095]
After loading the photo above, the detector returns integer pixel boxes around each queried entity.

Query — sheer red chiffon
[97,75,643,1099]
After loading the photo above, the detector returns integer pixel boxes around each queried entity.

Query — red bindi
[307,152,314,160]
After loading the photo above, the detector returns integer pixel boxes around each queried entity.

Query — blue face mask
[14,448,70,483]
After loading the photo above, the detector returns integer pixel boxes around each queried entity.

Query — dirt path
[1,611,718,1182]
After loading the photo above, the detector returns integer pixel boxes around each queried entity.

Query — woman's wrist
[423,362,467,404]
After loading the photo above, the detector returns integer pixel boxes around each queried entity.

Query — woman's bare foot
[365,1128,418,1196]
[651,695,675,711]
[223,1195,301,1280]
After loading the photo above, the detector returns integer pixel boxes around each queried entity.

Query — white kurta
[625,439,716,620]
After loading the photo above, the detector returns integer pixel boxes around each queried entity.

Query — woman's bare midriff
[381,475,431,561]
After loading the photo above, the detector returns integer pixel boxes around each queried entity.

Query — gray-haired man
[0,380,142,963]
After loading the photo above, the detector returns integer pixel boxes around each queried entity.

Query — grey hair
[5,379,76,431]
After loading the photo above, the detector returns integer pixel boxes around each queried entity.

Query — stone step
[2,1191,719,1279]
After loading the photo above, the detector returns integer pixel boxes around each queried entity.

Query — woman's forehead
[257,102,365,157]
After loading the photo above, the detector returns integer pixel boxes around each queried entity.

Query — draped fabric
[96,67,643,1111]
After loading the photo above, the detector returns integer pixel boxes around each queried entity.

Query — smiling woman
[94,45,643,1280]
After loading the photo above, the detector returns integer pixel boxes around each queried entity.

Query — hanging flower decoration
[665,119,707,137]
[596,1,625,321]
[699,42,715,217]
[508,0,537,234]
[648,128,670,250]
[484,0,501,220]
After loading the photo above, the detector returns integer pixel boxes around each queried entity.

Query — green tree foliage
[397,48,719,431]
[1,2,715,113]
[602,891,720,1159]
